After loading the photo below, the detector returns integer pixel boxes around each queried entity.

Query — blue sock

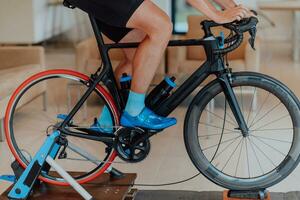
[124,91,146,116]
[97,106,113,129]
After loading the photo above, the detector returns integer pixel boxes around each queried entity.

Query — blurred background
[1,0,300,196]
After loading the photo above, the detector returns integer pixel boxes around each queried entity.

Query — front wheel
[184,72,300,190]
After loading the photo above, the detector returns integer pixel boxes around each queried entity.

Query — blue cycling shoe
[120,107,177,130]
[90,120,113,134]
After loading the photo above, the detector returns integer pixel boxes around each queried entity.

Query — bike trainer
[0,131,271,200]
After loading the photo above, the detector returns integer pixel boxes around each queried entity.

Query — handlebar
[201,16,259,55]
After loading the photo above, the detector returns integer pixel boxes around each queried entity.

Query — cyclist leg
[120,1,177,130]
[126,0,172,94]
[114,29,146,82]
[94,30,146,133]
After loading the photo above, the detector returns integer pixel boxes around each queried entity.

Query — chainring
[114,127,151,163]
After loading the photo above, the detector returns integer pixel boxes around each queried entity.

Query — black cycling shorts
[68,0,144,42]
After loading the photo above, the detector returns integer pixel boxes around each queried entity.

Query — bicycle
[4,0,300,191]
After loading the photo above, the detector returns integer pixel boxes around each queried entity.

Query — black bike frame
[59,15,248,142]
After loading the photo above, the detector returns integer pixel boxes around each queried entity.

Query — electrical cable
[86,99,228,187]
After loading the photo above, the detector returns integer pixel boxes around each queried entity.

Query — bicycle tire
[4,69,119,186]
[184,72,300,190]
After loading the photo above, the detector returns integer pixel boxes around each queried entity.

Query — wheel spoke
[249,92,271,128]
[247,137,264,175]
[252,128,293,132]
[246,87,257,124]
[250,135,292,144]
[198,131,239,138]
[199,122,239,133]
[248,137,276,167]
[251,135,287,157]
[211,135,241,162]
[204,109,237,127]
[251,114,290,131]
[235,138,244,176]
[202,136,241,151]
[245,138,251,178]
[214,99,237,126]
[221,137,243,172]
[249,101,282,129]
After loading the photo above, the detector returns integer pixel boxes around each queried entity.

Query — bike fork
[218,72,249,137]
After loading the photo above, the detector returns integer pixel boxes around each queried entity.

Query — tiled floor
[1,41,300,194]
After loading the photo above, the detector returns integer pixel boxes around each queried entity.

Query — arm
[186,0,251,23]
[213,0,237,9]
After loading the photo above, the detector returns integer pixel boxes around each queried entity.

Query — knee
[148,16,173,42]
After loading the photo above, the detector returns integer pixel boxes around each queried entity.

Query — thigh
[105,29,146,60]
[120,29,146,60]
[126,0,171,33]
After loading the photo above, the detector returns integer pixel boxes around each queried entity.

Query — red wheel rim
[4,69,119,186]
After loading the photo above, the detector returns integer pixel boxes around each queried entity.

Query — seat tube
[89,15,124,110]
[218,73,249,137]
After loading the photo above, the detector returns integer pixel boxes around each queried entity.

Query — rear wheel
[184,72,300,190]
[4,69,119,186]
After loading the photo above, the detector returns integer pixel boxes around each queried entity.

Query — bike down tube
[155,38,220,116]
[155,61,212,116]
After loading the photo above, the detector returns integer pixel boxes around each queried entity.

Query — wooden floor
[0,173,137,200]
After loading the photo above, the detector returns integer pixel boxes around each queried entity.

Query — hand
[213,5,255,24]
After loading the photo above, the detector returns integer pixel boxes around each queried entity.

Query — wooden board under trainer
[223,190,271,200]
[0,173,137,200]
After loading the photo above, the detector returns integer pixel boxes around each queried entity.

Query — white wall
[153,0,172,15]
[0,0,35,43]
[236,0,295,42]
[0,0,295,43]
[0,0,77,44]
[63,0,298,42]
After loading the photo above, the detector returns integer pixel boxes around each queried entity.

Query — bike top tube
[105,38,208,49]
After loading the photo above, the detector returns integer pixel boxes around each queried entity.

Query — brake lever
[250,10,258,16]
[248,27,257,50]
